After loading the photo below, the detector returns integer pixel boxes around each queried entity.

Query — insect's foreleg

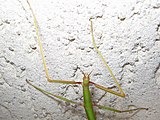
[90,82,125,98]
[27,0,80,84]
[89,17,148,113]
[89,18,125,97]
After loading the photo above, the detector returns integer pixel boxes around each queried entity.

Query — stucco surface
[0,0,160,120]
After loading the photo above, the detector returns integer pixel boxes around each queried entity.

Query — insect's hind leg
[96,104,148,113]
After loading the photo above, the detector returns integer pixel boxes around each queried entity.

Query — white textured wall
[0,0,160,120]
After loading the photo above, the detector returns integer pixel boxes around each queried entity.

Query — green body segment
[26,1,148,119]
[83,74,96,120]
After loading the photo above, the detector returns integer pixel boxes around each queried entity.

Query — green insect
[26,1,148,120]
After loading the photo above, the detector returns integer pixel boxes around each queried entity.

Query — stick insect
[26,1,148,120]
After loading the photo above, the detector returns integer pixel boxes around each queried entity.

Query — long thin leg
[90,17,148,112]
[26,80,82,105]
[90,82,125,98]
[89,18,125,97]
[96,104,148,113]
[27,0,80,85]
